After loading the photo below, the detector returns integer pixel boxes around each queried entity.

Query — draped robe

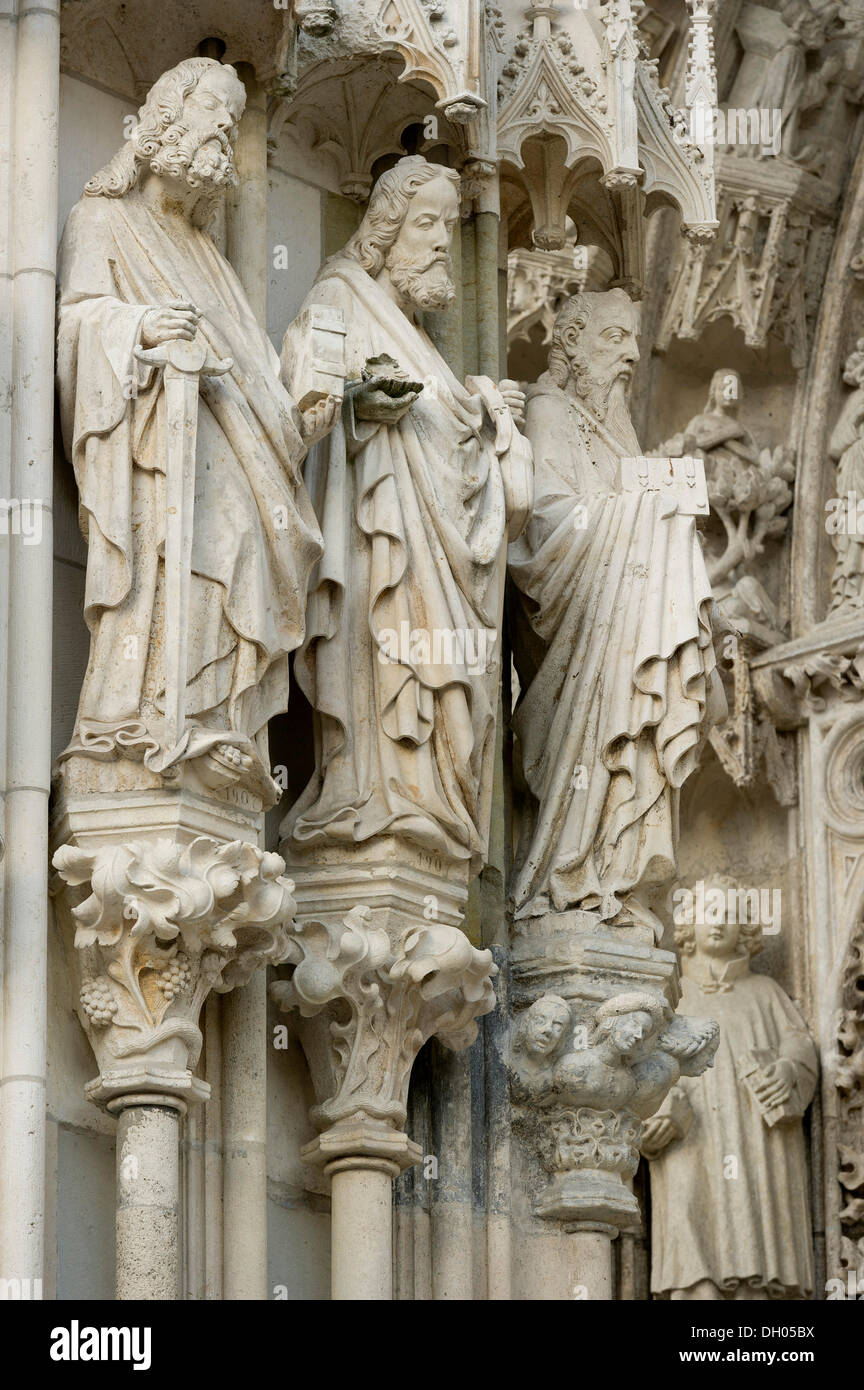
[829,384,864,611]
[56,191,322,783]
[509,375,726,921]
[280,257,531,873]
[646,957,817,1297]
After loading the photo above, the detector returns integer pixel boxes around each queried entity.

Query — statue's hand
[300,393,341,446]
[140,299,202,347]
[350,376,421,424]
[498,379,526,428]
[640,1114,679,1158]
[751,1058,796,1108]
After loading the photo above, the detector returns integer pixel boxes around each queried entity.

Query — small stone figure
[828,338,864,615]
[642,884,818,1299]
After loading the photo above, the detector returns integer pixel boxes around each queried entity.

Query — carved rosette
[52,836,296,1107]
[271,905,497,1164]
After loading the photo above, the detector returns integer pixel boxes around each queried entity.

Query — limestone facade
[1,0,862,1302]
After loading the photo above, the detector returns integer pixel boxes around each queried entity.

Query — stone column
[271,850,498,1301]
[52,812,296,1300]
[329,1160,397,1301]
[508,918,719,1299]
[115,1100,185,1301]
[220,62,271,1302]
[0,0,60,1294]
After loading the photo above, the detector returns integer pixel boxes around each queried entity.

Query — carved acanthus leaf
[271,905,497,1128]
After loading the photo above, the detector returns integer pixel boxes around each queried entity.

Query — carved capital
[531,1106,643,1226]
[52,836,295,1107]
[510,987,718,1231]
[272,897,497,1140]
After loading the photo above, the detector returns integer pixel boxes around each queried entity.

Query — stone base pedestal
[512,909,680,1016]
[533,1161,641,1230]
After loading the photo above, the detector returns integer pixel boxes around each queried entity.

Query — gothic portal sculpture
[509,290,726,932]
[56,57,334,801]
[280,155,533,874]
[660,368,794,639]
[642,884,818,1299]
[510,989,719,1227]
[828,337,864,616]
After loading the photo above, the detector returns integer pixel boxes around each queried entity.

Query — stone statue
[659,368,794,636]
[56,58,336,800]
[642,883,818,1300]
[512,990,719,1116]
[508,290,725,933]
[280,155,533,873]
[828,337,864,615]
[510,989,719,1226]
[663,368,761,472]
[727,0,826,160]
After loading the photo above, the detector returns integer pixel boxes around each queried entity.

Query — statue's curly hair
[85,57,240,199]
[342,155,460,275]
[547,288,634,387]
[672,874,764,957]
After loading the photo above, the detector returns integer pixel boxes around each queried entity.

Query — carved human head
[593,991,669,1057]
[344,156,461,310]
[547,289,640,418]
[673,876,763,962]
[518,994,571,1057]
[85,57,245,202]
[708,368,742,414]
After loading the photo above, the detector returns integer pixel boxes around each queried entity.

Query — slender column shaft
[183,1105,204,1299]
[328,1161,398,1301]
[430,1045,474,1300]
[0,0,60,1291]
[571,1226,615,1300]
[221,65,270,1302]
[222,976,269,1299]
[115,1103,182,1301]
[226,66,268,321]
[203,994,224,1300]
[474,209,500,379]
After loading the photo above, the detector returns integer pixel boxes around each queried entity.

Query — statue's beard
[569,352,633,435]
[386,249,456,311]
[149,121,238,191]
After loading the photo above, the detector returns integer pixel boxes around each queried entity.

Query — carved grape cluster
[80,976,118,1027]
[157,952,192,1003]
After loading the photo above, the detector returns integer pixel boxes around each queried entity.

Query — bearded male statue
[56,58,333,800]
[280,156,533,875]
[508,290,725,932]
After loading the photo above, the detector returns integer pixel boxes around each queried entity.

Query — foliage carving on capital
[271,906,497,1130]
[53,837,295,1099]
